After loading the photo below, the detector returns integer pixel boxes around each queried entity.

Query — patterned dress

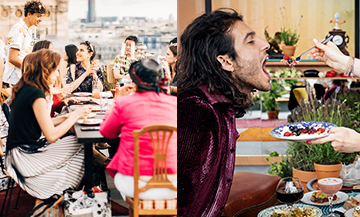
[66,63,106,93]
[3,19,34,84]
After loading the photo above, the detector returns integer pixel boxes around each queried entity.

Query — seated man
[112,35,138,81]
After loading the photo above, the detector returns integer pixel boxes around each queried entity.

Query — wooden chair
[126,124,177,217]
[106,64,116,84]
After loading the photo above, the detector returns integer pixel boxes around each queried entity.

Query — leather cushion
[222,172,281,217]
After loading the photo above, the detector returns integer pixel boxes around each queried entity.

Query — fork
[294,35,334,62]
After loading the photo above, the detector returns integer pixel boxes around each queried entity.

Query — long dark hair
[11,49,61,103]
[32,40,52,52]
[178,8,252,118]
[65,44,78,67]
[168,44,177,74]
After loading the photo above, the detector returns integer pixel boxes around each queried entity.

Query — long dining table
[73,114,120,189]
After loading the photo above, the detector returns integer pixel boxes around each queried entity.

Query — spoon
[294,35,334,62]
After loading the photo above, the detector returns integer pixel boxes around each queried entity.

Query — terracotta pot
[266,110,278,119]
[282,45,296,57]
[292,167,317,193]
[314,162,342,181]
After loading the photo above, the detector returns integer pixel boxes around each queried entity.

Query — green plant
[280,28,300,46]
[279,7,302,46]
[261,80,286,111]
[266,151,293,178]
[287,92,357,171]
[270,68,303,88]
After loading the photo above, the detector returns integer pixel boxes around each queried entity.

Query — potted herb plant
[280,28,300,57]
[287,92,358,183]
[279,7,302,57]
[262,80,286,119]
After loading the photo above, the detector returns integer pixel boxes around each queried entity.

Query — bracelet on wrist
[345,55,356,80]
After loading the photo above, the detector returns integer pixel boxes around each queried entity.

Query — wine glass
[317,178,343,217]
[276,177,304,217]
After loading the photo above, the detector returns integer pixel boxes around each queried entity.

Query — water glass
[100,95,108,112]
[92,80,100,99]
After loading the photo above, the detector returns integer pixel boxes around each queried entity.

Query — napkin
[340,158,360,180]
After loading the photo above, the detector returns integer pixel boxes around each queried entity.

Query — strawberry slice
[284,132,292,137]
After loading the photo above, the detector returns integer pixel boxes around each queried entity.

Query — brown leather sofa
[221,172,281,217]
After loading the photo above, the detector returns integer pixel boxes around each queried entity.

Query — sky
[68,0,177,21]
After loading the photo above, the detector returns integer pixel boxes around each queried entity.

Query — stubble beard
[233,57,270,92]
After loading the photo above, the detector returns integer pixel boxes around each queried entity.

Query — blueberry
[289,126,295,131]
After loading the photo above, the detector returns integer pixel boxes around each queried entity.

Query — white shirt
[3,19,34,84]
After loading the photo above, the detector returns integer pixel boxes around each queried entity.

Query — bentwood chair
[106,64,116,84]
[125,124,177,217]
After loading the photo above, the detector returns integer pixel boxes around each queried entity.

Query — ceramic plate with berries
[270,121,337,142]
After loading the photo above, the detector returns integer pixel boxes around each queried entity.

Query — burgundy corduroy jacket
[178,86,239,217]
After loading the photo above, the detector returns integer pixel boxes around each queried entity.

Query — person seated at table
[32,39,53,52]
[64,44,78,81]
[100,59,177,200]
[112,35,138,80]
[32,40,77,117]
[5,49,92,200]
[66,41,105,93]
[164,42,177,95]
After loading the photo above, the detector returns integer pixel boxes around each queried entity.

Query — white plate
[73,92,92,97]
[90,105,102,112]
[87,113,96,118]
[77,119,102,125]
[301,191,348,206]
[69,105,83,111]
[71,97,91,102]
[343,179,360,187]
[270,121,337,142]
[258,204,322,217]
[345,208,354,217]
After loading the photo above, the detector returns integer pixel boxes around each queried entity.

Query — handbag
[63,187,111,217]
[27,194,64,217]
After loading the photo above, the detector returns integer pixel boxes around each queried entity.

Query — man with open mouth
[177,8,271,217]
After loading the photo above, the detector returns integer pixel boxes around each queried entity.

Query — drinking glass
[276,177,304,217]
[317,178,343,217]
[100,95,108,112]
[92,80,101,99]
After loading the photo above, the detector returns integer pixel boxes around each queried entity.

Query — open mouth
[262,56,270,79]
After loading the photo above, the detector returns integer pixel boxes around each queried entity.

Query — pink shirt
[100,91,177,177]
